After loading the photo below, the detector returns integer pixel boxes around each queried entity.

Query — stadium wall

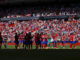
[1,15,69,21]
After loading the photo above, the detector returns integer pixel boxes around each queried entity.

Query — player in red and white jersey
[61,34,66,48]
[69,33,75,48]
[52,32,58,48]
[41,33,48,49]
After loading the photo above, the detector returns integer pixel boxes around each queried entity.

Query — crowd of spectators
[0,19,80,43]
[0,4,80,44]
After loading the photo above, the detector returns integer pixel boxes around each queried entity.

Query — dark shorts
[0,41,2,43]
[36,40,41,45]
[66,41,70,43]
[26,41,30,45]
[23,40,26,44]
[30,41,33,44]
[53,41,57,43]
[41,41,47,44]
[19,41,23,43]
[15,41,19,44]
[62,41,66,44]
[70,41,76,44]
[57,41,61,43]
[75,41,78,43]
[19,40,25,44]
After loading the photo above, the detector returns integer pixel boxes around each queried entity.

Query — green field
[1,45,80,49]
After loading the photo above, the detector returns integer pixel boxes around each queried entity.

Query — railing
[1,15,79,21]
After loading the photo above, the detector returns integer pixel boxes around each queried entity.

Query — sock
[74,44,75,48]
[48,44,50,47]
[63,44,64,47]
[70,44,72,48]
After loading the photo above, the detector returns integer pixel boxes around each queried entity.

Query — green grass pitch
[1,45,80,49]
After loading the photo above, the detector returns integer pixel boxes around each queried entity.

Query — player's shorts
[70,41,76,44]
[36,40,41,45]
[75,41,78,43]
[62,41,66,44]
[26,41,30,45]
[41,41,48,44]
[57,40,61,43]
[19,40,25,44]
[19,41,23,43]
[57,39,61,43]
[15,41,19,44]
[66,41,70,43]
[30,40,33,44]
[53,41,57,43]
[0,41,2,43]
[22,40,26,44]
